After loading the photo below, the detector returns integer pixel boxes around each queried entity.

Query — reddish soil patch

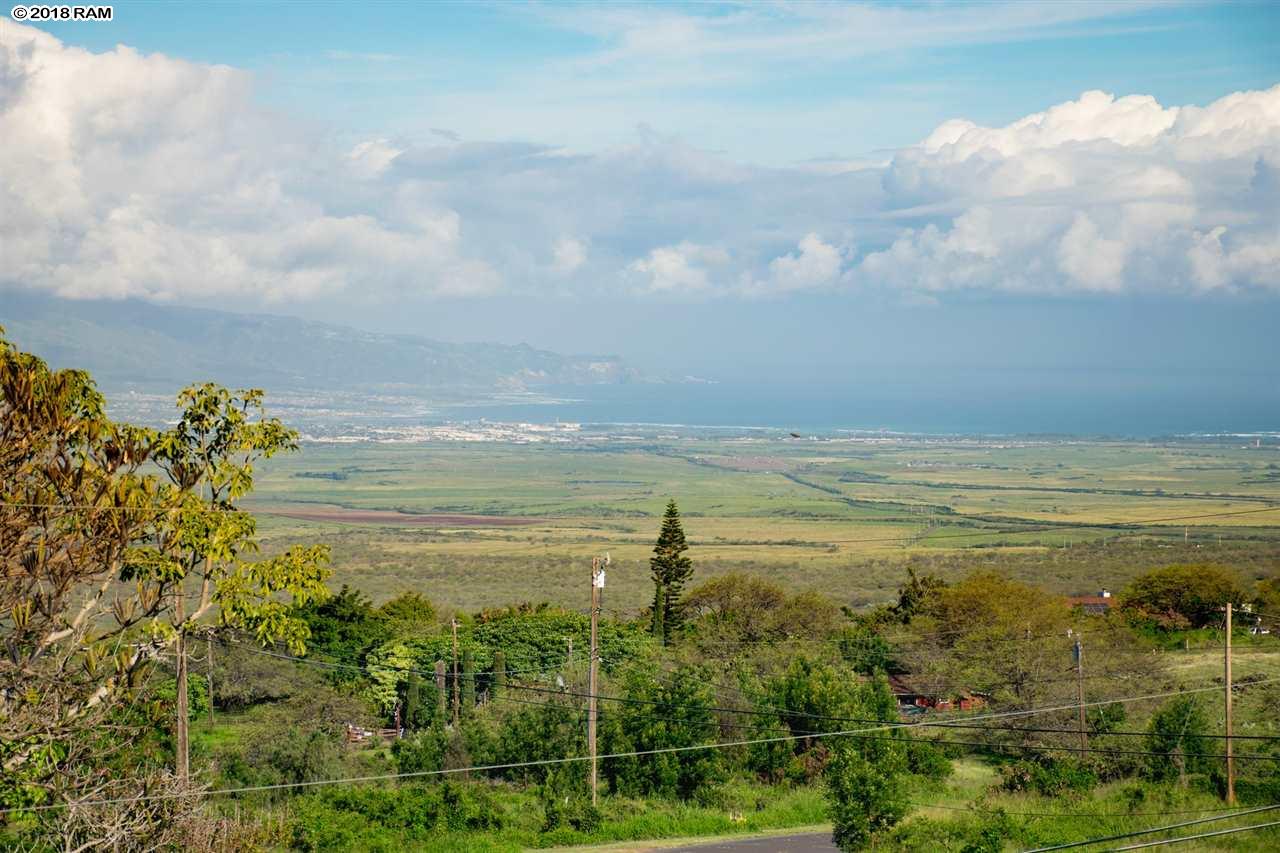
[258,507,539,527]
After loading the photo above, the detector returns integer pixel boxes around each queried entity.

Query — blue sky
[4,1,1279,380]
[30,1,1280,162]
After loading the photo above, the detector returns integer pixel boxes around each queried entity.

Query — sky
[2,1,1279,380]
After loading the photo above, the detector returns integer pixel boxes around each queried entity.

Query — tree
[826,746,908,851]
[649,499,693,642]
[1145,696,1212,785]
[149,383,332,782]
[825,674,909,850]
[1120,564,1247,630]
[0,334,329,841]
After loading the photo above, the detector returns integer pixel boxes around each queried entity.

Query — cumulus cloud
[0,20,1276,308]
[551,237,587,274]
[859,86,1280,296]
[629,243,729,293]
[0,21,496,303]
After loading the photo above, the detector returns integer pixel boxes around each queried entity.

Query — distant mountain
[0,294,644,393]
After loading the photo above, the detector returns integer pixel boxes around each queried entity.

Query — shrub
[999,756,1097,797]
[825,745,908,851]
[1119,564,1246,630]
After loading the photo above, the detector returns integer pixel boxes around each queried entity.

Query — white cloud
[0,20,1276,308]
[0,21,495,303]
[860,85,1280,295]
[551,237,587,274]
[629,243,729,293]
[741,234,848,296]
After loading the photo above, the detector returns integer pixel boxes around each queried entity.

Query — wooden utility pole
[588,554,609,806]
[451,618,461,727]
[175,589,188,785]
[1074,636,1087,754]
[1225,602,1236,805]
[206,632,216,730]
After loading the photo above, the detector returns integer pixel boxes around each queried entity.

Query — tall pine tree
[650,499,693,644]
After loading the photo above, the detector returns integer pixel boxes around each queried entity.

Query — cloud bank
[0,20,1276,307]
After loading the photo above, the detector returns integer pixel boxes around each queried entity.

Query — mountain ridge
[0,294,645,394]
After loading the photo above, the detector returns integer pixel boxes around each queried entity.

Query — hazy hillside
[0,294,643,393]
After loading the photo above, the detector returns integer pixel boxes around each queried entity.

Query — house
[888,674,987,714]
[1067,588,1113,615]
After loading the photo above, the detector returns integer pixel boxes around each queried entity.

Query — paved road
[663,832,837,852]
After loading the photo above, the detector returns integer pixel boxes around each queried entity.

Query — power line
[229,641,1280,759]
[1108,818,1280,850]
[10,680,1280,817]
[1023,804,1280,851]
[636,663,1280,743]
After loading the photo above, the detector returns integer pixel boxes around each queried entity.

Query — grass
[237,437,1280,612]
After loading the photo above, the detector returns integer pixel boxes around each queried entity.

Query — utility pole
[1074,636,1087,754]
[451,617,460,727]
[175,588,188,785]
[206,631,215,730]
[588,553,609,806]
[1225,602,1236,805]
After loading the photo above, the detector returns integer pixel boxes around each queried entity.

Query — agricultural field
[244,435,1280,612]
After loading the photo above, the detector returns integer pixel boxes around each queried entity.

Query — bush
[1119,564,1246,630]
[999,756,1098,797]
[825,745,908,851]
[289,783,504,851]
[392,726,448,775]
[601,664,723,800]
[1144,696,1212,783]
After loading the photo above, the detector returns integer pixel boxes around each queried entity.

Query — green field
[243,436,1280,612]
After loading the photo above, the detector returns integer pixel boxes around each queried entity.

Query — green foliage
[296,585,392,674]
[888,811,1014,853]
[492,699,584,785]
[377,592,437,633]
[289,782,504,851]
[392,726,449,775]
[650,500,693,641]
[1119,563,1247,630]
[221,728,346,798]
[825,745,908,851]
[364,608,650,711]
[893,567,949,621]
[683,573,843,645]
[602,664,723,800]
[999,756,1098,796]
[1144,696,1212,783]
[538,768,602,834]
[152,673,210,723]
[461,648,476,711]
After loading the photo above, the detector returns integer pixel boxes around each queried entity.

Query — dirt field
[255,505,540,527]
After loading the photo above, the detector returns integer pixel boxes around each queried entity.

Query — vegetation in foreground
[3,331,1279,851]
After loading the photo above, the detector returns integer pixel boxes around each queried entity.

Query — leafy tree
[1119,564,1247,630]
[377,591,437,634]
[1145,696,1212,784]
[602,664,722,800]
[683,573,841,644]
[392,725,449,775]
[0,336,329,838]
[892,567,948,621]
[649,499,693,642]
[294,585,391,669]
[826,746,908,851]
[824,673,909,850]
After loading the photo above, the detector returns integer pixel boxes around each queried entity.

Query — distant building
[888,674,987,713]
[1067,588,1113,615]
